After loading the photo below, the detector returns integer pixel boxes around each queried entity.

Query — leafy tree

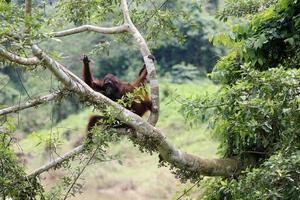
[0,116,44,199]
[169,62,204,83]
[180,0,300,198]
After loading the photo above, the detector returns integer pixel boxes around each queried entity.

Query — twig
[63,146,98,200]
[28,145,85,177]
[15,68,32,99]
[177,179,201,200]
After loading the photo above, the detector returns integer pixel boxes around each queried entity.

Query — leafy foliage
[215,0,300,70]
[202,151,300,200]
[177,0,300,198]
[0,115,120,199]
[217,0,278,20]
[0,116,44,200]
[0,0,47,56]
[55,0,120,25]
[214,67,300,158]
[182,0,300,160]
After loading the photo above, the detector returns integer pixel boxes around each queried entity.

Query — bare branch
[31,46,239,177]
[28,145,85,177]
[0,46,40,65]
[0,90,67,116]
[121,0,160,125]
[52,24,130,37]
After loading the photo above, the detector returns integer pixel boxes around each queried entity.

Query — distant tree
[169,62,204,83]
[154,1,227,75]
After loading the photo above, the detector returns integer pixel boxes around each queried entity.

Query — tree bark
[0,47,39,65]
[53,24,129,37]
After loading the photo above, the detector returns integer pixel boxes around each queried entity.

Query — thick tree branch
[0,90,67,116]
[116,128,239,177]
[31,44,87,92]
[52,24,130,37]
[31,45,240,178]
[28,145,85,177]
[0,46,40,65]
[121,0,160,125]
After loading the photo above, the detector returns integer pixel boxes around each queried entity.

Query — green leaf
[258,57,264,65]
[254,34,267,49]
[284,37,295,45]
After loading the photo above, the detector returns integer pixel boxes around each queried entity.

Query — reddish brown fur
[81,55,152,137]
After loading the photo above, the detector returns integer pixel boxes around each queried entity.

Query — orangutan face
[103,74,122,101]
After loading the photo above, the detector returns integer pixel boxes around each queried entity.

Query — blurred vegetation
[216,0,278,20]
[202,152,300,200]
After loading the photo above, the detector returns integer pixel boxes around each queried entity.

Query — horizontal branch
[52,24,129,37]
[31,45,240,178]
[115,127,239,177]
[158,140,239,177]
[0,46,40,65]
[28,145,85,177]
[0,90,67,116]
